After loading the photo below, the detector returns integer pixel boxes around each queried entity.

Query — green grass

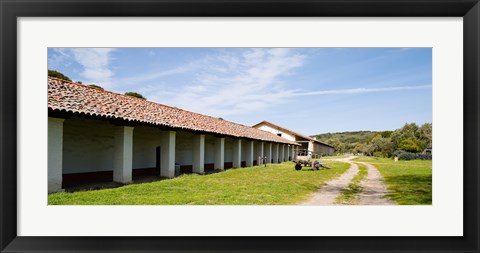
[335,163,368,204]
[48,161,350,205]
[353,156,432,205]
[320,155,349,159]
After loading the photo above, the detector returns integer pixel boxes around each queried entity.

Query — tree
[48,70,71,81]
[379,131,393,138]
[353,143,365,155]
[325,137,345,153]
[397,138,423,153]
[390,122,420,150]
[363,143,375,156]
[367,135,393,157]
[124,92,146,99]
[417,123,432,149]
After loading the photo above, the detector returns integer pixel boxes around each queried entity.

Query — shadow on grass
[298,168,331,172]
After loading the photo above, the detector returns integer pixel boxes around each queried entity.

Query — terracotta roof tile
[48,77,297,145]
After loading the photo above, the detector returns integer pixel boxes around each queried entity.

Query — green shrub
[124,92,146,99]
[398,152,417,160]
[88,84,104,90]
[48,70,71,81]
[394,150,432,161]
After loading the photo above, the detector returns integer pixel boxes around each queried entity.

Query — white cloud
[293,85,432,96]
[70,48,115,87]
[118,63,197,85]
[161,48,306,117]
[104,48,430,119]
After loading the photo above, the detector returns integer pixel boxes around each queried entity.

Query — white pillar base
[273,143,279,164]
[287,145,290,161]
[160,131,176,178]
[232,139,242,168]
[245,141,254,167]
[113,126,134,184]
[267,143,272,164]
[280,144,285,162]
[215,138,225,171]
[193,134,205,174]
[255,142,264,165]
[48,117,64,193]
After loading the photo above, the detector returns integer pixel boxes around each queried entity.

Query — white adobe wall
[204,135,215,164]
[175,131,195,166]
[224,138,233,163]
[132,125,163,169]
[254,141,264,164]
[241,140,248,162]
[63,118,116,174]
[64,119,167,174]
[62,117,274,176]
[256,124,296,142]
[314,143,335,155]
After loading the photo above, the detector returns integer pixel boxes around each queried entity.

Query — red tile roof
[252,120,335,148]
[48,77,298,145]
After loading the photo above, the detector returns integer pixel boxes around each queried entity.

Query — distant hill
[311,130,393,153]
[311,123,431,156]
[311,131,378,145]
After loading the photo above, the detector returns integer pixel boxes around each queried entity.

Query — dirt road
[300,156,395,205]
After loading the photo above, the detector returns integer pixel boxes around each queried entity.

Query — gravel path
[356,162,395,205]
[300,156,395,205]
[300,157,359,205]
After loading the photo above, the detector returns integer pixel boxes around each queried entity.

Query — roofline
[48,78,299,146]
[253,120,335,148]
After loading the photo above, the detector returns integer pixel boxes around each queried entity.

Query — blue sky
[48,48,432,135]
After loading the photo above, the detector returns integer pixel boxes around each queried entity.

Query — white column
[232,139,242,168]
[255,142,264,165]
[280,144,285,162]
[160,131,176,178]
[308,141,314,158]
[285,145,288,161]
[245,141,254,167]
[287,145,290,161]
[273,143,279,163]
[292,145,297,160]
[113,126,134,184]
[48,117,64,193]
[267,143,272,164]
[193,134,205,174]
[215,137,225,171]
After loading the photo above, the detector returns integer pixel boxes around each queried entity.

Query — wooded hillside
[312,123,432,157]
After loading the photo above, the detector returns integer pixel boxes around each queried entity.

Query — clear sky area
[48,48,432,135]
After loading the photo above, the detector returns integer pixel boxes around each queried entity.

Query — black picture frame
[1,0,479,252]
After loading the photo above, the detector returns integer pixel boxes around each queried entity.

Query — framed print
[1,0,479,252]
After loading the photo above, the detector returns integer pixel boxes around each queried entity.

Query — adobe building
[252,121,335,157]
[48,77,299,193]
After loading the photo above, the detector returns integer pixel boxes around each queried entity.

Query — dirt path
[356,162,395,205]
[300,156,395,205]
[300,156,359,205]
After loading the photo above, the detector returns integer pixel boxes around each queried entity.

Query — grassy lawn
[335,163,368,204]
[320,154,349,160]
[49,161,349,205]
[353,156,432,205]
